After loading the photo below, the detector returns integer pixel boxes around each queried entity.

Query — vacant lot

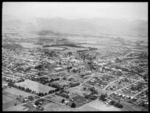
[15,79,56,93]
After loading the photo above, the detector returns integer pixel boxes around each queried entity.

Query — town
[2,34,148,111]
[2,2,148,111]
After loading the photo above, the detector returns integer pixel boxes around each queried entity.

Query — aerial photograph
[2,2,148,111]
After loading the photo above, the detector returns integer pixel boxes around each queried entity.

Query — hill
[2,15,148,38]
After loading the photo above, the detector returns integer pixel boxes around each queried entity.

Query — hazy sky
[3,2,148,21]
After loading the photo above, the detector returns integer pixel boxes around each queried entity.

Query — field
[4,87,35,97]
[2,80,8,84]
[75,105,100,111]
[15,79,56,93]
[45,94,66,103]
[44,46,64,50]
[3,95,15,104]
[4,104,29,111]
[3,93,22,110]
[66,86,91,97]
[20,42,41,48]
[44,103,73,111]
[86,100,122,111]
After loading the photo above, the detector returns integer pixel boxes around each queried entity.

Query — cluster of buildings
[2,40,148,111]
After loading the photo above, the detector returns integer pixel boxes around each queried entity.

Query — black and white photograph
[2,2,148,111]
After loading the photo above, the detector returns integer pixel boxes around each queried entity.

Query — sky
[3,2,148,21]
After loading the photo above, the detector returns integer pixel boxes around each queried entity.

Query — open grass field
[87,99,122,111]
[4,104,29,111]
[44,102,73,111]
[44,46,64,50]
[3,94,22,110]
[66,85,91,97]
[15,79,56,93]
[75,105,100,111]
[4,87,35,97]
[2,80,8,84]
[20,42,42,48]
[3,95,15,104]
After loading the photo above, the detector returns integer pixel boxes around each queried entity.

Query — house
[54,67,64,72]
[2,83,8,89]
[51,80,70,88]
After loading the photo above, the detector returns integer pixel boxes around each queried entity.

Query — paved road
[133,88,148,98]
[103,77,124,90]
[80,73,95,86]
[108,79,144,96]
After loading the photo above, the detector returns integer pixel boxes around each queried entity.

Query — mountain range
[2,15,148,38]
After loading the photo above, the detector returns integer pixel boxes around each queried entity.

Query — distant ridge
[2,15,148,38]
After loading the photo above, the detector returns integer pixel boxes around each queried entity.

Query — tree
[8,82,14,87]
[55,88,60,92]
[18,86,21,89]
[84,94,89,99]
[99,94,107,101]
[90,87,98,94]
[25,88,29,92]
[90,95,97,100]
[28,89,32,93]
[61,99,65,103]
[67,66,72,72]
[115,57,121,63]
[83,87,87,91]
[28,96,34,101]
[35,100,40,106]
[45,93,47,96]
[68,52,72,56]
[71,102,76,108]
[38,93,41,96]
[49,90,52,94]
[41,93,44,96]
